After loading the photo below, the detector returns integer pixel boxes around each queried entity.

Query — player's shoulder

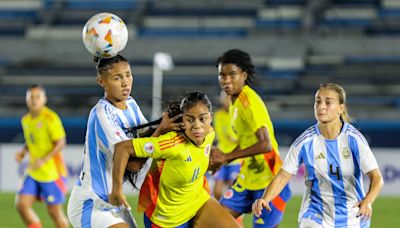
[292,125,318,148]
[237,85,263,109]
[343,122,369,145]
[42,107,60,122]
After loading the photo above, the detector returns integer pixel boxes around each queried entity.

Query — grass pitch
[0,192,398,227]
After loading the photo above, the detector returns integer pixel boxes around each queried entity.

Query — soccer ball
[82,12,128,58]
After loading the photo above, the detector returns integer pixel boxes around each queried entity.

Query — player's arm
[354,168,384,218]
[30,138,66,170]
[15,144,28,163]
[212,126,271,164]
[110,140,137,207]
[252,169,292,217]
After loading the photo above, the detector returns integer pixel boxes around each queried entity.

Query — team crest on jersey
[36,121,42,129]
[144,142,154,154]
[224,189,234,199]
[342,147,351,159]
[204,144,211,156]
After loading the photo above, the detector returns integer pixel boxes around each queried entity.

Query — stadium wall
[0,144,399,196]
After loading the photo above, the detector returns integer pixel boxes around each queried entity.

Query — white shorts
[67,185,137,228]
[299,218,323,228]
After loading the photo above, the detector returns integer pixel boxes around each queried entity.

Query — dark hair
[180,92,212,113]
[27,84,46,94]
[94,54,128,75]
[216,49,256,85]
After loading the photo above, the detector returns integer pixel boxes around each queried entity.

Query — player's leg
[16,175,42,227]
[252,184,292,228]
[194,197,240,228]
[41,177,68,228]
[213,165,227,200]
[46,204,68,228]
[224,164,243,226]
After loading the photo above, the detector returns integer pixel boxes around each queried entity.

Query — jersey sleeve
[96,105,130,148]
[241,96,268,133]
[357,137,379,174]
[133,132,184,160]
[282,144,302,175]
[47,113,66,141]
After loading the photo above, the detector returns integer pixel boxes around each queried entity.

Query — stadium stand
[0,0,400,147]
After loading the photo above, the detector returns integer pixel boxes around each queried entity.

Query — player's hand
[15,151,26,163]
[210,147,226,164]
[252,198,271,217]
[109,190,131,209]
[30,158,45,170]
[157,112,184,135]
[354,199,373,219]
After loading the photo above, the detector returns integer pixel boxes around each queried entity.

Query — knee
[15,200,28,213]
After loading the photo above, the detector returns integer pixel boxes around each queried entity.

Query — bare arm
[109,140,137,207]
[211,127,271,165]
[252,169,292,217]
[354,168,384,218]
[15,144,28,163]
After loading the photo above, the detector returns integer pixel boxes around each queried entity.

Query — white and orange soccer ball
[82,12,128,58]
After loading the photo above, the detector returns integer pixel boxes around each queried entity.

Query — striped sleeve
[282,144,302,175]
[351,130,379,174]
[96,105,129,147]
[133,131,183,160]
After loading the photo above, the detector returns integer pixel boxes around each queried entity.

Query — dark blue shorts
[18,175,66,205]
[214,164,241,181]
[144,214,194,228]
[220,184,291,228]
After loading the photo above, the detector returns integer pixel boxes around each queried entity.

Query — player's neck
[318,119,343,140]
[106,97,127,110]
[29,108,43,118]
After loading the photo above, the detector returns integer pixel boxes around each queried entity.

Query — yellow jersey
[21,107,67,182]
[135,130,214,227]
[213,108,240,165]
[230,85,282,191]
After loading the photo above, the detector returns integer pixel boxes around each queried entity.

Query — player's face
[218,63,247,96]
[182,102,212,146]
[26,87,46,113]
[99,61,133,103]
[314,89,344,124]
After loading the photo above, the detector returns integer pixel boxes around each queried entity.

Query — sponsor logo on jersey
[316,152,326,160]
[144,142,154,154]
[185,155,192,162]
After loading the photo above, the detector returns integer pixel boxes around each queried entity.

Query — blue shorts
[220,184,291,228]
[144,214,193,228]
[214,164,241,182]
[18,175,67,205]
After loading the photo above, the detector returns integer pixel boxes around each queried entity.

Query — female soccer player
[67,55,181,228]
[110,92,240,228]
[16,84,69,228]
[210,49,291,227]
[252,83,384,228]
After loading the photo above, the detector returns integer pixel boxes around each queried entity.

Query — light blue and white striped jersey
[283,122,379,228]
[77,97,148,201]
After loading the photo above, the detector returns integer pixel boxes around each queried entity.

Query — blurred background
[0,0,399,227]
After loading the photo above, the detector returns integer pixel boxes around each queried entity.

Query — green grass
[0,192,398,227]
